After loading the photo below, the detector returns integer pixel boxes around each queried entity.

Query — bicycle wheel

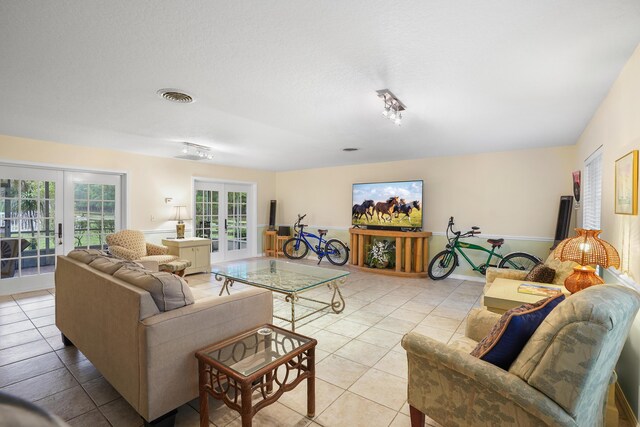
[282,238,309,260]
[325,239,349,266]
[428,250,458,280]
[498,252,540,271]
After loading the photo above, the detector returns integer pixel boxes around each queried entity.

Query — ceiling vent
[157,89,194,104]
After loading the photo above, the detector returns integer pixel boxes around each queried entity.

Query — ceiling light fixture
[376,89,406,126]
[157,89,194,104]
[176,142,213,160]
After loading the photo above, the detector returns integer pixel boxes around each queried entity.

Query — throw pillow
[114,267,194,311]
[524,263,556,284]
[470,294,565,370]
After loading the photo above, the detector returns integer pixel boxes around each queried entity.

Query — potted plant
[367,240,395,269]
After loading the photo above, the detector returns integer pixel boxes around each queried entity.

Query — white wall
[574,42,640,417]
[276,145,576,239]
[0,134,277,234]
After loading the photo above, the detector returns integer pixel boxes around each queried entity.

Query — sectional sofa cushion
[67,249,110,264]
[471,293,565,370]
[114,267,194,311]
[88,256,145,275]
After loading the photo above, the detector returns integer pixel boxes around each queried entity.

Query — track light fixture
[377,89,406,126]
[180,142,213,160]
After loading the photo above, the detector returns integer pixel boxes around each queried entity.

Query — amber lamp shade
[553,229,620,294]
[171,206,192,239]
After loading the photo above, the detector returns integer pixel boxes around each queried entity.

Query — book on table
[518,283,562,297]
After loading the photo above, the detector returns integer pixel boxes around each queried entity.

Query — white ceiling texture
[1,1,639,171]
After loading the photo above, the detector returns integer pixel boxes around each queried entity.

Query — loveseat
[55,251,273,425]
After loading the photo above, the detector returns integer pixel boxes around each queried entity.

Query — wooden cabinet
[348,228,432,277]
[162,237,211,275]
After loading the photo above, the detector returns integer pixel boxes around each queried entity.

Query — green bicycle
[428,216,540,280]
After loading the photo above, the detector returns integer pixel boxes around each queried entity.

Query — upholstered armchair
[105,230,178,271]
[402,284,640,427]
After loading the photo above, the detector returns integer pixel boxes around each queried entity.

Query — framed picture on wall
[615,150,638,215]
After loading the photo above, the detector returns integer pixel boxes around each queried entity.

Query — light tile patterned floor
[0,259,632,426]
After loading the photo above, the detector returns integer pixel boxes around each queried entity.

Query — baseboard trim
[447,273,484,283]
[616,382,639,426]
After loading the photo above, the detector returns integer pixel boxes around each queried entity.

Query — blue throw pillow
[470,294,565,370]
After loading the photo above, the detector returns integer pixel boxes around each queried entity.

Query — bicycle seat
[487,238,504,247]
[317,229,328,236]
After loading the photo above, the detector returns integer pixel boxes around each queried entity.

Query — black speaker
[278,226,291,236]
[552,196,573,249]
[268,200,277,231]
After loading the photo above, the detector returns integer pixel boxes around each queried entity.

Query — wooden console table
[349,228,432,277]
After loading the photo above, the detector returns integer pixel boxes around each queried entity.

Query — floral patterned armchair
[105,230,177,271]
[402,284,640,427]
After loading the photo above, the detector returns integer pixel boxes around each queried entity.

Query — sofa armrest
[465,308,501,341]
[109,245,138,261]
[146,243,168,256]
[137,287,273,420]
[401,332,575,427]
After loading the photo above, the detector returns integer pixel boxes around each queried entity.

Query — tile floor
[0,259,632,427]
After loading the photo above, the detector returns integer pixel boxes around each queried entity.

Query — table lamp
[171,205,191,239]
[553,228,620,293]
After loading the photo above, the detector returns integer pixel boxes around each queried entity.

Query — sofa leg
[410,405,425,427]
[143,409,177,427]
[61,333,74,347]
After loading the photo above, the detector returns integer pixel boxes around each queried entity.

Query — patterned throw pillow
[524,263,556,284]
[470,294,565,370]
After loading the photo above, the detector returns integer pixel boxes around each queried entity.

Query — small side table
[195,324,317,427]
[275,235,289,258]
[264,231,277,257]
[483,278,569,314]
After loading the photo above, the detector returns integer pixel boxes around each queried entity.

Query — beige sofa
[55,255,273,425]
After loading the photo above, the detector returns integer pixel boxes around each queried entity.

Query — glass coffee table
[212,259,349,331]
[196,324,317,427]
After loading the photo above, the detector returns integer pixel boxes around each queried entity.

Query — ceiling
[1,1,639,171]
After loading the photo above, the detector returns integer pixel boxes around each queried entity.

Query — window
[583,147,603,230]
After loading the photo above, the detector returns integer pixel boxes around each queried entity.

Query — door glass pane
[73,183,115,250]
[1,179,57,279]
[194,190,220,254]
[227,191,248,251]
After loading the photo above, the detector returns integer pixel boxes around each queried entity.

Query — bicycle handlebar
[294,214,308,230]
[447,216,481,240]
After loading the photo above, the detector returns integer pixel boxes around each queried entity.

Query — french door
[194,182,253,262]
[63,172,123,253]
[0,166,63,293]
[0,166,123,294]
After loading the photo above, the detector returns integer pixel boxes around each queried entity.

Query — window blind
[583,148,602,230]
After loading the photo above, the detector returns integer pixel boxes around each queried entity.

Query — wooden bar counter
[349,228,432,277]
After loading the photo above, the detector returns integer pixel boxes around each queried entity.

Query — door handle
[58,223,63,245]
[224,219,228,231]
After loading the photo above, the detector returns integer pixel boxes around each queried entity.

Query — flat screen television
[352,180,423,229]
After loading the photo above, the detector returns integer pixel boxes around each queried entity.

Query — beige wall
[574,43,640,417]
[0,135,277,235]
[276,146,576,239]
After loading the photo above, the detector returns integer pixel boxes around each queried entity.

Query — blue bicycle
[283,214,350,265]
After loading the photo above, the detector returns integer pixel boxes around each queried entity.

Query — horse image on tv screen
[352,180,423,228]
